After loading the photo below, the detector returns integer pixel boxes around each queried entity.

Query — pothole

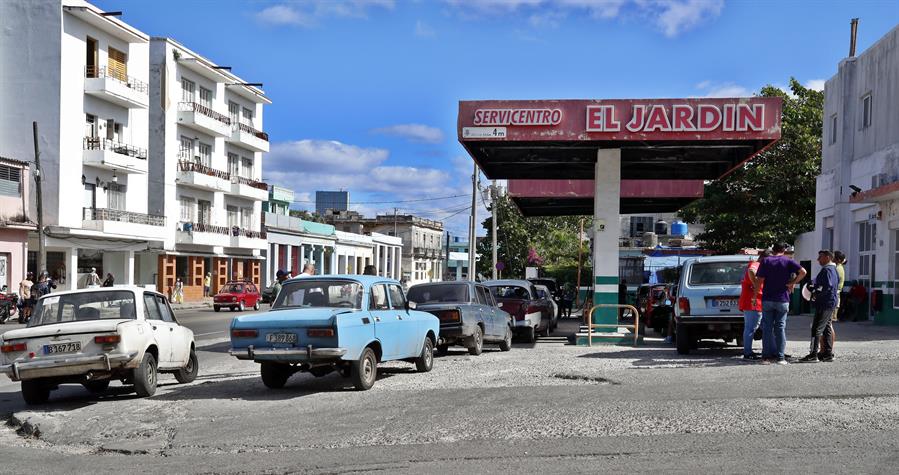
[551,373,618,384]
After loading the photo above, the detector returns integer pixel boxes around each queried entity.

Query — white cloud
[256,0,394,27]
[372,123,445,143]
[805,79,825,92]
[255,5,314,27]
[266,140,388,173]
[695,81,751,98]
[652,0,724,38]
[414,20,436,37]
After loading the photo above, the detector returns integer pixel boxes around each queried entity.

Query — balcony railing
[179,102,231,126]
[235,121,269,141]
[85,66,149,94]
[233,175,269,191]
[179,222,264,239]
[177,160,231,180]
[83,207,165,226]
[84,137,147,159]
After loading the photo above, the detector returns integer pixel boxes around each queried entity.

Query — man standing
[801,251,839,362]
[18,272,34,323]
[300,263,316,277]
[271,270,288,306]
[204,272,212,298]
[739,251,768,360]
[756,243,807,365]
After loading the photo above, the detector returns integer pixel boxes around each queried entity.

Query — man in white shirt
[298,263,315,277]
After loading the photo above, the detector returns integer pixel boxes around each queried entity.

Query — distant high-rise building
[315,191,349,215]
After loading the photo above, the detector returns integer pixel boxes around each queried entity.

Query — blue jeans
[762,300,789,360]
[743,310,762,356]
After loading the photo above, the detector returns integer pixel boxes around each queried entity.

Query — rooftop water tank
[655,220,668,235]
[671,220,688,237]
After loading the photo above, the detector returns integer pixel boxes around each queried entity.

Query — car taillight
[1,343,26,353]
[94,335,121,344]
[435,310,461,323]
[307,328,335,337]
[231,329,258,338]
[678,297,690,316]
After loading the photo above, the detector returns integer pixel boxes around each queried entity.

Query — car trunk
[416,303,464,327]
[231,308,350,348]
[1,319,129,363]
[494,298,527,321]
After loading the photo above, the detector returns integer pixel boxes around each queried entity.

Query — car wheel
[415,337,434,372]
[253,301,260,311]
[133,352,158,397]
[498,325,512,351]
[525,325,536,343]
[213,306,221,313]
[21,379,50,405]
[436,344,449,356]
[238,301,245,312]
[675,322,691,355]
[468,326,484,356]
[351,347,378,391]
[175,348,199,384]
[260,362,291,389]
[82,380,110,394]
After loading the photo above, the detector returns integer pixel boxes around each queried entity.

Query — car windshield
[222,284,244,294]
[272,280,363,310]
[28,290,137,327]
[407,284,469,304]
[489,285,530,300]
[688,262,747,286]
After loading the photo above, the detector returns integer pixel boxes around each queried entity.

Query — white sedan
[0,286,198,405]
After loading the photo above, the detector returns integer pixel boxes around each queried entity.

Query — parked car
[485,279,552,343]
[407,281,512,356]
[229,275,439,391]
[0,287,198,405]
[673,255,753,354]
[533,284,559,331]
[214,281,261,312]
[529,278,561,318]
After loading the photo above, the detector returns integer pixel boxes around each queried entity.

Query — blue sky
[94,0,899,236]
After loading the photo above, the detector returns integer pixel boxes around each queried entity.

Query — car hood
[2,319,129,341]
[231,308,357,328]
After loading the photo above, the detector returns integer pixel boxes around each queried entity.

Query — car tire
[498,325,512,351]
[133,352,158,398]
[21,379,50,405]
[238,301,245,312]
[175,348,199,384]
[525,326,536,343]
[415,337,434,372]
[468,326,484,356]
[675,322,691,355]
[253,301,260,311]
[436,344,449,356]
[213,306,220,313]
[82,380,110,394]
[351,347,378,391]
[261,362,291,389]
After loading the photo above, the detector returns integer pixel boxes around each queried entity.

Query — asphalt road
[0,315,897,474]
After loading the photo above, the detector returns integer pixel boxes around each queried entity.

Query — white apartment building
[148,38,271,301]
[0,0,163,290]
[367,215,443,285]
[813,24,899,326]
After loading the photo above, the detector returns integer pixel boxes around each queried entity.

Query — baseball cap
[276,269,286,277]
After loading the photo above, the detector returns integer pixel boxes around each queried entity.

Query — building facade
[813,24,899,325]
[315,190,349,215]
[0,157,34,290]
[365,215,443,285]
[446,236,470,281]
[1,0,165,290]
[148,37,270,301]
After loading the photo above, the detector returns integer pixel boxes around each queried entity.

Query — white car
[0,286,198,405]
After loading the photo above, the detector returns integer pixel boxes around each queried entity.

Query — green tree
[680,78,823,253]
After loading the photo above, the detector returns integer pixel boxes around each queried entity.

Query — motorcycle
[0,291,19,324]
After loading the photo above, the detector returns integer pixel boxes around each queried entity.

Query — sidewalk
[170,298,213,311]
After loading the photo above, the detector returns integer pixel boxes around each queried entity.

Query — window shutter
[108,47,127,82]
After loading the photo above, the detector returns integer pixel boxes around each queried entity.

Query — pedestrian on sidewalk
[204,272,211,297]
[832,250,846,342]
[102,273,115,287]
[173,278,184,304]
[756,243,807,365]
[86,267,101,288]
[800,250,839,362]
[19,272,34,322]
[739,250,768,360]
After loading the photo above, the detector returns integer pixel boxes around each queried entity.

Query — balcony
[82,207,167,240]
[413,247,442,259]
[176,222,264,249]
[226,175,269,201]
[230,122,270,153]
[229,226,267,250]
[177,102,232,137]
[176,160,231,193]
[84,66,149,109]
[83,137,148,174]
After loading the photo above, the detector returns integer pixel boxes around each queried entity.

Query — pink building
[0,157,34,291]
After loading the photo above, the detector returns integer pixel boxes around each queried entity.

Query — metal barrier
[584,304,641,347]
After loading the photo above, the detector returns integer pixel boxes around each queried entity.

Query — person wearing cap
[800,250,838,362]
[271,269,288,306]
[755,242,807,365]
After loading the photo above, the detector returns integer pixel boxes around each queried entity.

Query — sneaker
[743,354,761,360]
[775,359,789,365]
[799,353,819,363]
[664,336,674,344]
[759,358,774,365]
[819,353,834,362]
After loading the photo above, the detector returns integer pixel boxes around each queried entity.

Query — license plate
[265,333,297,344]
[711,299,738,308]
[44,342,82,354]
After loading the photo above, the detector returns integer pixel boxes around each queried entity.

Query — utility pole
[393,207,398,236]
[468,163,478,281]
[491,180,498,280]
[33,121,45,275]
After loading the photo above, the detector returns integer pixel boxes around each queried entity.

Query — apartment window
[179,136,194,160]
[179,197,194,222]
[199,87,212,108]
[857,221,876,279]
[198,200,211,225]
[85,37,98,78]
[228,101,240,123]
[0,165,21,197]
[829,114,837,145]
[106,119,121,141]
[227,153,239,176]
[181,78,195,102]
[241,107,254,125]
[240,157,253,178]
[241,208,253,229]
[106,183,126,211]
[227,206,239,227]
[862,94,872,128]
[197,142,211,166]
[822,226,834,251]
[107,47,127,82]
[85,114,98,139]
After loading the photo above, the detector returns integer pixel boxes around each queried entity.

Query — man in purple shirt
[755,243,807,365]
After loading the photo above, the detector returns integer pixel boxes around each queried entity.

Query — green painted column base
[592,290,619,333]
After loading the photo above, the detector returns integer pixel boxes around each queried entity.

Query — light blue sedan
[229,275,440,390]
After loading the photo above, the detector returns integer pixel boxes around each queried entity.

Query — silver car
[673,255,753,354]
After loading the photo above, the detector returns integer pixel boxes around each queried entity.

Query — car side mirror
[406,301,417,310]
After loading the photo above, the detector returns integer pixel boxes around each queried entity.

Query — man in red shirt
[739,251,768,360]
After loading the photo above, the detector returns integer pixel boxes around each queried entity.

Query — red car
[213,281,261,312]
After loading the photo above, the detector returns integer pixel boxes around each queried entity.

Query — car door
[370,283,400,360]
[143,292,174,366]
[387,283,420,357]
[157,295,189,366]
[248,284,260,307]
[475,285,498,338]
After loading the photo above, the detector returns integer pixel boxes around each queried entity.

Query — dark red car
[213,281,261,312]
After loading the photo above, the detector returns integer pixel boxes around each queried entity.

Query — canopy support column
[592,148,621,331]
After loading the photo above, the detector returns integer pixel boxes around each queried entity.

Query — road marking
[196,331,225,337]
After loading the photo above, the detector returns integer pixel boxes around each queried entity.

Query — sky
[93,0,899,237]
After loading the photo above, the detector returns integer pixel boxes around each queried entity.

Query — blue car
[229,275,440,390]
